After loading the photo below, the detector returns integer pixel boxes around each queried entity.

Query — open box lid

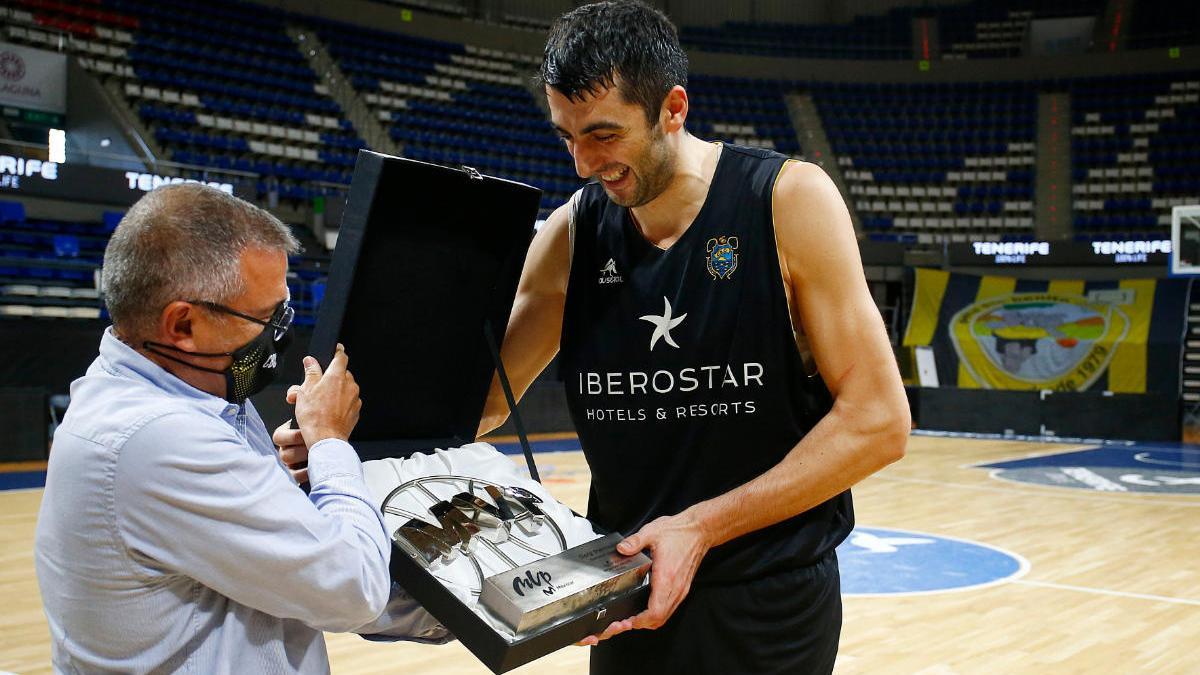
[309,150,542,460]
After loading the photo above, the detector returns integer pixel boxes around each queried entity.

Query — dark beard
[611,125,675,208]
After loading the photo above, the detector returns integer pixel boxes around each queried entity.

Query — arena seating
[117,0,364,200]
[675,0,1104,61]
[309,18,805,219]
[813,81,1037,244]
[940,0,1104,60]
[679,11,914,60]
[0,2,137,75]
[306,16,577,219]
[0,200,330,324]
[0,201,107,320]
[1,0,363,202]
[3,0,1195,254]
[1070,71,1200,237]
[686,75,802,157]
[939,6,1030,60]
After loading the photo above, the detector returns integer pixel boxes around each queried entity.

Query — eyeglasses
[188,299,294,341]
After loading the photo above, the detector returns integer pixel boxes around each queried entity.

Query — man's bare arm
[681,161,910,546]
[477,203,572,436]
[597,161,909,638]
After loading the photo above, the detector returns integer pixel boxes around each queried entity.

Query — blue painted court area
[491,438,582,455]
[837,526,1028,596]
[977,443,1200,494]
[0,471,47,491]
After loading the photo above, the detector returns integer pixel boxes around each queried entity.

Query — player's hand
[294,343,362,448]
[273,417,308,484]
[576,512,711,646]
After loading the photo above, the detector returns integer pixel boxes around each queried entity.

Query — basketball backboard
[1171,205,1200,276]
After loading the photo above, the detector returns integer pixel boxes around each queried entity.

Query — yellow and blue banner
[903,269,1188,393]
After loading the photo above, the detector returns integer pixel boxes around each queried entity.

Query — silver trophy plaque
[381,474,648,636]
[479,532,651,634]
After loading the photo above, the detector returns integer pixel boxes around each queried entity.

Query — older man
[34,184,443,673]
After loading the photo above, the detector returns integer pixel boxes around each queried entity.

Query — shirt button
[225,405,238,416]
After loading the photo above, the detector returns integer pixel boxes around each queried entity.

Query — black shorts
[590,551,842,675]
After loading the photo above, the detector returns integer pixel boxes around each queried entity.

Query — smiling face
[548,82,679,208]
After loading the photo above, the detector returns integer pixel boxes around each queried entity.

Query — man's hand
[293,343,362,448]
[576,512,712,646]
[273,417,308,484]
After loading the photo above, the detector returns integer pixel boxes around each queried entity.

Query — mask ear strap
[143,341,230,375]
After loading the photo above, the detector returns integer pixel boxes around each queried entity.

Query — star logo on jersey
[639,296,687,351]
[598,257,623,285]
[706,236,739,280]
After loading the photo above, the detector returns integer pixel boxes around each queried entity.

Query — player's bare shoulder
[537,199,573,251]
[771,161,850,231]
[515,196,576,299]
[771,160,859,280]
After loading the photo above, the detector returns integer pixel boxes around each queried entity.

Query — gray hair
[101,183,300,340]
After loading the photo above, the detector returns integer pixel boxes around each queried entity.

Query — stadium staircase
[783,92,857,232]
[99,77,165,165]
[285,24,397,157]
[1035,92,1073,239]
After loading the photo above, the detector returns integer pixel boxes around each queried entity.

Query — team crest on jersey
[706,236,739,280]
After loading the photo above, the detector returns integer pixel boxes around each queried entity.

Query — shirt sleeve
[113,411,391,633]
[353,582,454,644]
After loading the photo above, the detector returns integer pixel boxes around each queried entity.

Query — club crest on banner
[705,235,739,280]
[950,292,1131,391]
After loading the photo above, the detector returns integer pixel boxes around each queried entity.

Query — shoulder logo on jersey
[598,257,623,285]
[706,236,739,280]
[639,296,687,351]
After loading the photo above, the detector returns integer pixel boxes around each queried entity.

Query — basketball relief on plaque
[363,443,651,639]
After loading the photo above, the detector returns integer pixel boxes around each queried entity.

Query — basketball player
[477,2,910,673]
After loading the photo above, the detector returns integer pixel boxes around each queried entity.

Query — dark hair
[538,0,688,124]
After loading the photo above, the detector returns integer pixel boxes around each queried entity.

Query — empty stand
[1070,72,1200,238]
[680,11,914,60]
[0,201,105,320]
[305,16,576,219]
[1,0,364,203]
[941,0,1103,60]
[0,200,330,325]
[687,75,802,156]
[814,81,1037,245]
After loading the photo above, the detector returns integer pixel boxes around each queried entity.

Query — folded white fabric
[362,442,601,638]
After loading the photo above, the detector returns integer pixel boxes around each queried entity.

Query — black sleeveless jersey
[559,144,854,584]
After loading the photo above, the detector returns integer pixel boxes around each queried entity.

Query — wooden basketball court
[2,434,1197,674]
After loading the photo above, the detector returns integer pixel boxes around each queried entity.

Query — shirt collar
[99,327,239,417]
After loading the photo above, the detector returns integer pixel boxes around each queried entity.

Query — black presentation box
[309,150,649,673]
[310,150,539,459]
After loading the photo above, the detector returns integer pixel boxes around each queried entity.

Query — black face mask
[145,300,295,404]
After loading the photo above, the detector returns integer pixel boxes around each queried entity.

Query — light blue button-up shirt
[35,328,446,674]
